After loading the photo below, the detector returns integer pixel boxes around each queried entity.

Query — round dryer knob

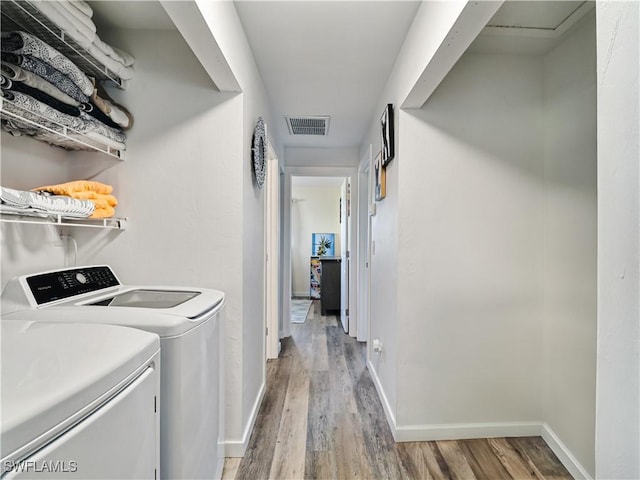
[75,272,87,284]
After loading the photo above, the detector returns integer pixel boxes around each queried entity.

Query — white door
[340,179,350,333]
[265,143,280,359]
[5,368,158,479]
[357,146,372,342]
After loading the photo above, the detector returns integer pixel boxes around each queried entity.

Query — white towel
[28,1,97,50]
[69,0,93,18]
[0,186,95,217]
[92,36,135,68]
[27,1,136,77]
[55,0,97,34]
[87,42,135,80]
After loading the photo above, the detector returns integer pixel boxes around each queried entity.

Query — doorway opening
[289,175,350,331]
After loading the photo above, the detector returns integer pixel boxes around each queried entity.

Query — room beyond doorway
[289,176,347,330]
[281,167,362,343]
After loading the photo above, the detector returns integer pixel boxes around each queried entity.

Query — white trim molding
[225,380,266,457]
[366,359,592,479]
[541,423,593,480]
[395,421,542,442]
[367,359,397,437]
[393,421,591,479]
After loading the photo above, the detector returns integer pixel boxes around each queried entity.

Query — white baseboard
[366,359,397,437]
[365,360,590,479]
[292,292,310,298]
[541,423,592,480]
[395,421,541,442]
[225,380,266,457]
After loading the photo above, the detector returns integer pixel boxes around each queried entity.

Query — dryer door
[4,367,159,479]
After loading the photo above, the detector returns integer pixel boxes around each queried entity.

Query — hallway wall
[595,2,640,478]
[397,52,545,430]
[361,2,598,477]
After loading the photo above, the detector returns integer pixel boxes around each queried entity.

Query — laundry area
[0,1,638,480]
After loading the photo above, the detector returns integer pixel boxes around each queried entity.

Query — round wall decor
[252,117,267,188]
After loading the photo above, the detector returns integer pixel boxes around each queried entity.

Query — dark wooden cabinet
[320,257,341,316]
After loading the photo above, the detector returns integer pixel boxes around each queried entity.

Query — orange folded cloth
[33,180,113,196]
[73,191,118,207]
[90,205,115,219]
[33,180,117,218]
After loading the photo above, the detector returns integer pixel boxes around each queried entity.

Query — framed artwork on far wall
[312,233,335,256]
[380,103,394,167]
[374,150,386,201]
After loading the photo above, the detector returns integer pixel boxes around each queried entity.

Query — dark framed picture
[380,103,394,167]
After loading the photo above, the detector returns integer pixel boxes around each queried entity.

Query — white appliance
[1,266,226,480]
[1,320,160,479]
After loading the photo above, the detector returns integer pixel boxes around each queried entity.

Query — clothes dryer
[1,320,160,479]
[1,265,225,480]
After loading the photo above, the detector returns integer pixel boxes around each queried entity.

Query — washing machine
[1,265,226,480]
[1,319,160,479]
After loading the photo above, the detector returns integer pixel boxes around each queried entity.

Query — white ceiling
[88,0,420,149]
[468,1,594,56]
[234,1,421,149]
[486,1,585,29]
[87,1,593,150]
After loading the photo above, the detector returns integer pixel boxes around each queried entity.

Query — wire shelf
[1,97,126,159]
[1,210,127,230]
[1,0,125,88]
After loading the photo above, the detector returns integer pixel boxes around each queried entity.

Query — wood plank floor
[224,301,573,480]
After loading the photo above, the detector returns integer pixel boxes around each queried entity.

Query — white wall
[290,184,342,297]
[595,2,640,479]
[285,147,359,167]
[542,13,597,476]
[0,134,99,283]
[397,52,545,428]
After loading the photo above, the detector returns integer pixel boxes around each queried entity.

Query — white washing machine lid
[1,320,160,463]
[68,285,225,321]
[2,286,225,338]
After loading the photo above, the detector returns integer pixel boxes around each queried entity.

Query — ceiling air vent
[285,116,330,136]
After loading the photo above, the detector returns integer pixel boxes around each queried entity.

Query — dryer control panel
[26,266,120,305]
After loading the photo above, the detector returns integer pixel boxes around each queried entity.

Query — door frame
[282,166,359,339]
[357,145,373,343]
[265,141,281,359]
[340,178,351,334]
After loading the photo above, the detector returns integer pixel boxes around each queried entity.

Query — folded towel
[2,52,90,104]
[91,79,133,130]
[0,186,95,217]
[1,75,81,117]
[1,117,125,152]
[27,1,97,50]
[54,0,97,34]
[72,191,118,208]
[1,31,93,96]
[1,89,127,146]
[90,204,115,219]
[32,181,117,219]
[1,61,80,106]
[87,41,135,80]
[69,0,93,18]
[33,180,113,196]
